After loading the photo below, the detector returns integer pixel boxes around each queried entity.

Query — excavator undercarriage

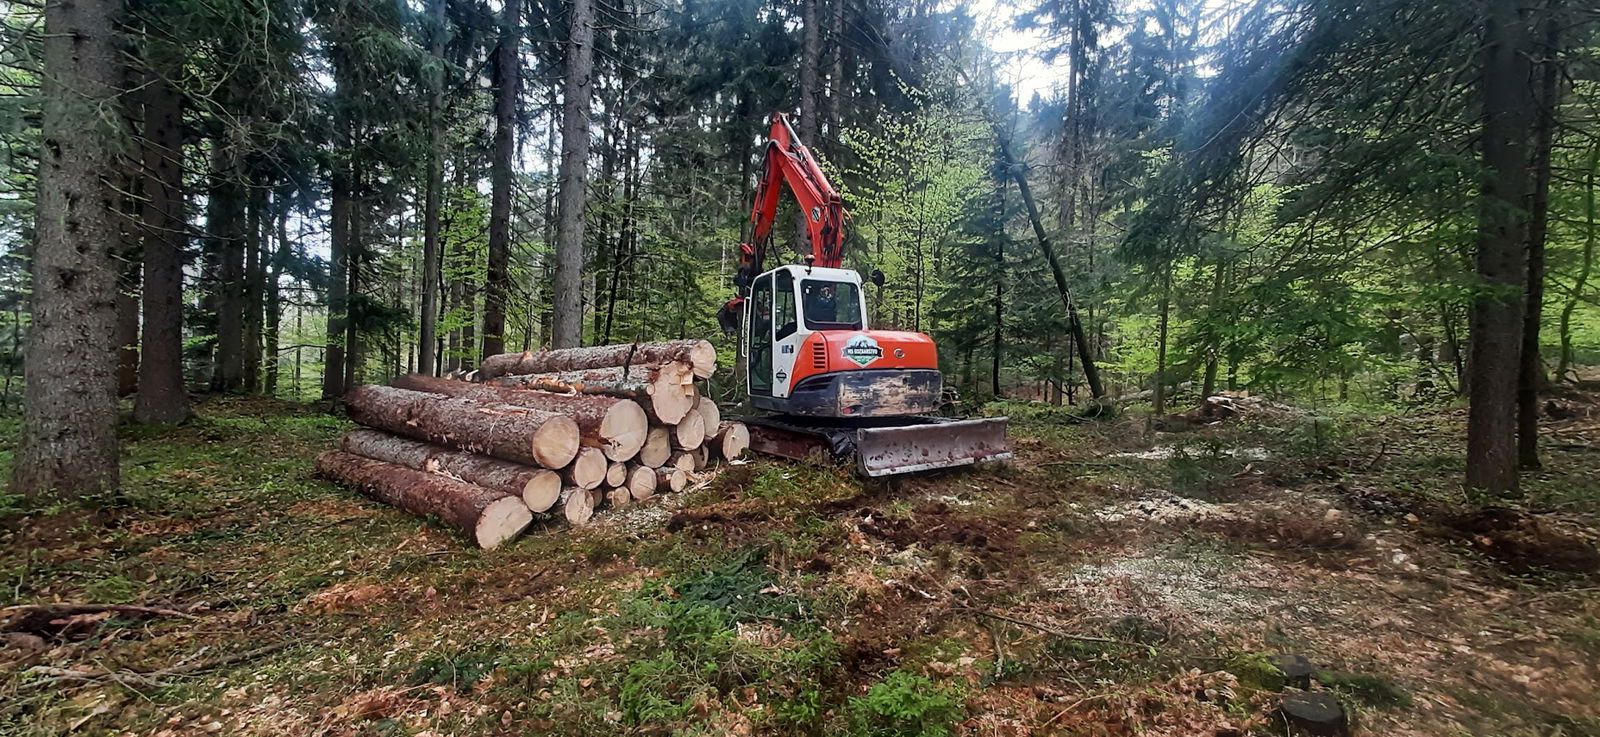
[742,414,1013,477]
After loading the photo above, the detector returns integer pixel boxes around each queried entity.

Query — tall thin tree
[551,0,595,349]
[484,0,521,356]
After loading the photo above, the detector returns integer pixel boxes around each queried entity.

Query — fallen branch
[957,606,1132,646]
[23,641,295,690]
[1,603,198,634]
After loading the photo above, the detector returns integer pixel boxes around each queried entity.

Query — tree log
[340,429,561,512]
[714,421,750,460]
[478,339,716,380]
[563,446,607,489]
[606,487,632,507]
[639,427,672,467]
[559,486,594,525]
[671,452,696,474]
[627,465,657,500]
[315,451,531,549]
[605,461,627,487]
[655,467,687,492]
[688,446,709,471]
[694,396,721,438]
[671,411,705,451]
[389,375,648,461]
[344,385,579,469]
[587,487,604,508]
[484,362,697,424]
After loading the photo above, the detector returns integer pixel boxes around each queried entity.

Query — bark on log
[671,411,705,451]
[627,465,657,500]
[389,375,648,461]
[688,446,709,471]
[563,446,607,489]
[694,396,721,438]
[655,467,687,492]
[714,421,750,460]
[605,461,627,487]
[315,451,531,549]
[587,487,604,509]
[559,486,594,525]
[484,362,697,424]
[344,385,579,469]
[478,339,716,380]
[340,429,562,512]
[639,427,672,467]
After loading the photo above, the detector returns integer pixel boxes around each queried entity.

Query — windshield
[801,279,863,330]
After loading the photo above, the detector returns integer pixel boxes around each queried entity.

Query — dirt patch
[1444,506,1600,574]
[854,502,1016,556]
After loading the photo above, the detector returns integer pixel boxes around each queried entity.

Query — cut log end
[521,469,562,512]
[671,452,696,474]
[686,339,717,378]
[561,487,594,526]
[606,487,632,507]
[476,496,534,549]
[564,446,608,489]
[673,411,705,451]
[715,421,750,460]
[599,399,649,461]
[531,415,582,469]
[694,396,721,436]
[605,461,627,488]
[656,467,687,492]
[627,465,658,500]
[640,427,672,467]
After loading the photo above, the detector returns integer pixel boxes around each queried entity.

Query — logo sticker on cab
[841,334,882,367]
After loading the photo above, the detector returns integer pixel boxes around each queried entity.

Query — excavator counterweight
[724,113,1010,477]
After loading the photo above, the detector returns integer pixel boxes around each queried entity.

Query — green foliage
[1318,670,1411,708]
[1223,651,1285,692]
[846,670,966,737]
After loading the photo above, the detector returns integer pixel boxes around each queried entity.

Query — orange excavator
[718,113,1010,476]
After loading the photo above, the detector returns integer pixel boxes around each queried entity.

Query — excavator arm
[718,113,846,333]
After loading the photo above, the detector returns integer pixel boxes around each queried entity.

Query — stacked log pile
[316,340,750,549]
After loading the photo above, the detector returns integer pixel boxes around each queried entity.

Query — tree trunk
[264,195,289,396]
[626,465,657,500]
[482,361,697,424]
[483,0,521,357]
[344,384,581,469]
[340,428,561,512]
[1557,143,1597,381]
[243,186,265,392]
[1465,1,1534,495]
[478,339,715,379]
[316,451,531,549]
[210,139,246,393]
[323,166,350,398]
[115,258,139,397]
[1153,264,1172,416]
[418,0,446,376]
[13,0,124,498]
[713,420,750,460]
[670,411,705,451]
[559,485,594,525]
[551,0,595,349]
[1518,13,1560,470]
[388,374,649,461]
[1000,141,1105,398]
[134,65,191,424]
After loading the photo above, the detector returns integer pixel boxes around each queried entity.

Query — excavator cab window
[803,280,862,331]
[748,273,773,396]
[775,270,797,340]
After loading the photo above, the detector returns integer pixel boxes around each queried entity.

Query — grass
[1,393,1598,736]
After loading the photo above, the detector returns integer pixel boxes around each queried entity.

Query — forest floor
[2,385,1599,737]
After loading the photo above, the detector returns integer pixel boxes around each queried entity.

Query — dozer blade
[853,417,1012,477]
[743,415,1012,477]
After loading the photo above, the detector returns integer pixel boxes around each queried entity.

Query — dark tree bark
[1518,12,1560,470]
[552,0,595,349]
[209,139,246,393]
[13,0,125,498]
[418,0,446,376]
[1466,1,1534,494]
[322,48,354,400]
[134,66,192,424]
[315,451,532,549]
[483,0,520,357]
[115,250,140,397]
[343,384,580,469]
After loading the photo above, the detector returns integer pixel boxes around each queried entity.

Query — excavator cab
[743,264,942,418]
